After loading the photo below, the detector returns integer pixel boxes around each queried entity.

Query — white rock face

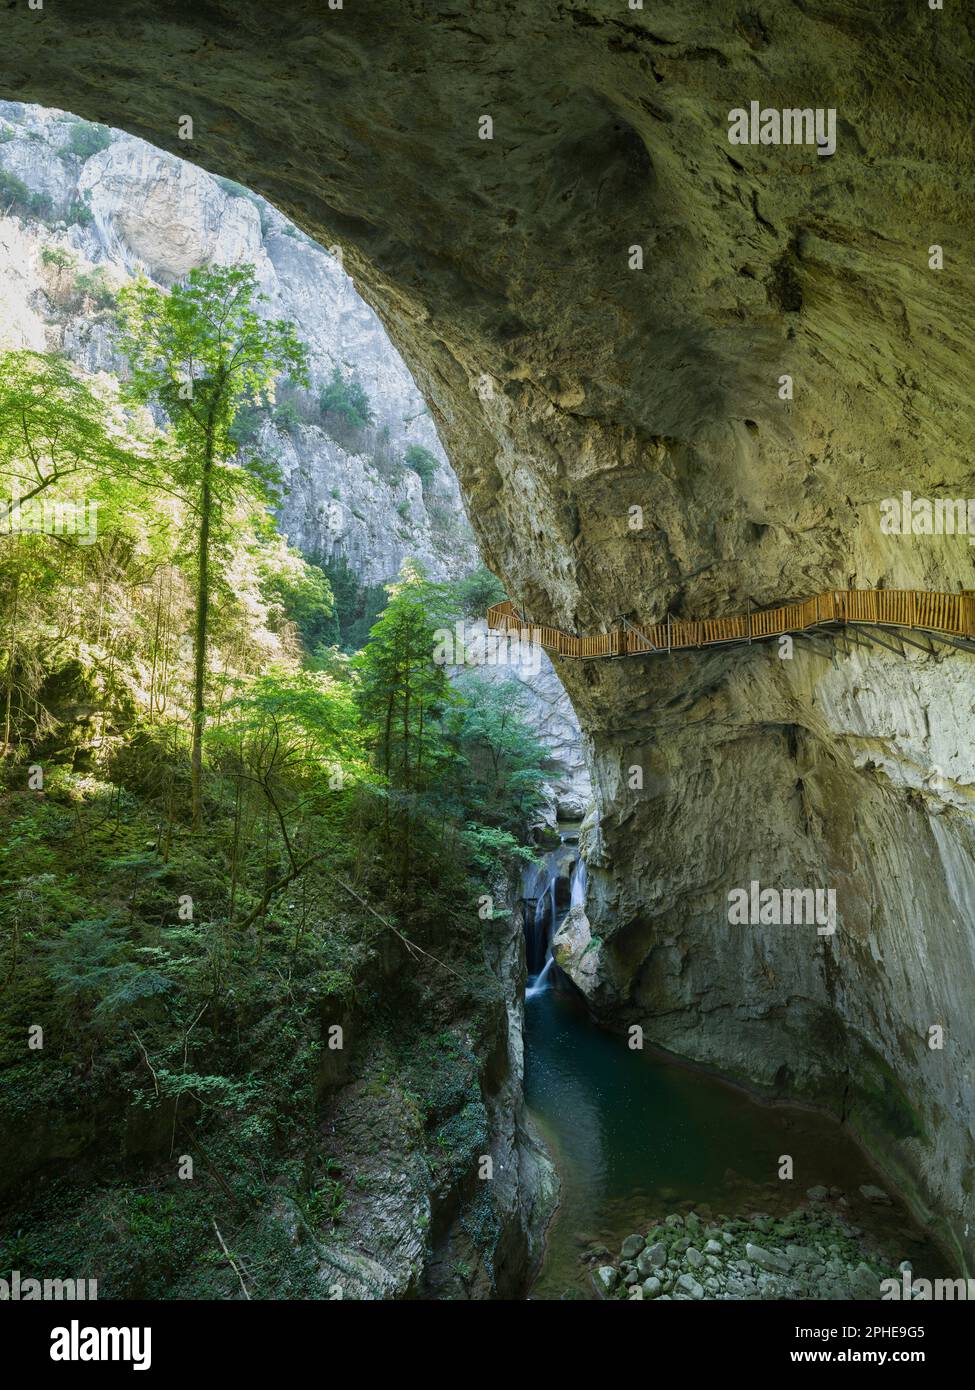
[0,218,46,350]
[0,100,474,579]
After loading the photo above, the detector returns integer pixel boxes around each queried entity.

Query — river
[523,979,945,1299]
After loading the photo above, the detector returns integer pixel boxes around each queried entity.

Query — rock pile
[593,1202,911,1301]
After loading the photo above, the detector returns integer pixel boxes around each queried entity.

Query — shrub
[62,120,113,161]
[273,400,303,435]
[41,246,77,277]
[74,267,116,311]
[0,167,51,220]
[66,197,95,227]
[319,367,374,433]
[404,443,439,488]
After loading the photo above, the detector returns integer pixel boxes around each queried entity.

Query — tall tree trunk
[3,568,19,751]
[191,437,213,831]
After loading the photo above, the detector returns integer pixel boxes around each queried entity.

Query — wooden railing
[486,589,975,660]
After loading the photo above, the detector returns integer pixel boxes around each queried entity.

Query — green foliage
[272,399,302,435]
[447,676,547,832]
[116,264,310,826]
[319,366,374,434]
[316,553,387,654]
[446,565,507,619]
[461,822,535,876]
[256,542,336,655]
[66,198,95,227]
[403,443,438,488]
[116,264,309,473]
[0,167,51,220]
[40,246,76,276]
[227,402,267,447]
[61,120,112,161]
[74,266,116,311]
[354,561,458,796]
[0,277,543,1300]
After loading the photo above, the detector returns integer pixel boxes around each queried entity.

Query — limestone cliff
[0,100,473,582]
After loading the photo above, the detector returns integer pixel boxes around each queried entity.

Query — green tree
[403,443,438,489]
[354,562,457,878]
[319,366,374,433]
[447,565,507,620]
[62,119,112,161]
[116,265,308,829]
[317,553,387,653]
[447,676,547,832]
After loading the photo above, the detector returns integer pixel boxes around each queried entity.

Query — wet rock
[859,1185,891,1205]
[851,1263,882,1299]
[677,1273,705,1300]
[594,1266,618,1297]
[621,1234,645,1259]
[637,1242,667,1274]
[746,1243,790,1274]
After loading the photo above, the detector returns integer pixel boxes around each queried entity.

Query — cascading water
[522,826,586,999]
[570,856,587,910]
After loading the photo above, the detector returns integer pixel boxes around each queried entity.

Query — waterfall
[570,856,587,909]
[522,832,587,998]
[525,953,555,1000]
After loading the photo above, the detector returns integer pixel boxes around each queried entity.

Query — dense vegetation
[0,267,547,1296]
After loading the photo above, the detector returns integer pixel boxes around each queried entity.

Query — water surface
[524,983,943,1299]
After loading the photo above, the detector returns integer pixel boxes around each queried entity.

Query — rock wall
[1,0,972,1268]
[557,634,974,1270]
[0,100,474,582]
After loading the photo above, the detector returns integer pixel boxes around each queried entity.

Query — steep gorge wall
[1,0,973,1264]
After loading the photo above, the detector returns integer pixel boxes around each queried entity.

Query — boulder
[859,1185,891,1205]
[637,1242,667,1276]
[676,1273,705,1300]
[746,1243,789,1274]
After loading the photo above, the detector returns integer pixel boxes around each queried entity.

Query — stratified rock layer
[1,1,972,1264]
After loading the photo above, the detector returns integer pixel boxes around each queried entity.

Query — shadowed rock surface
[2,0,972,1266]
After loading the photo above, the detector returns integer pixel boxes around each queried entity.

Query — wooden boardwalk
[487,589,975,661]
